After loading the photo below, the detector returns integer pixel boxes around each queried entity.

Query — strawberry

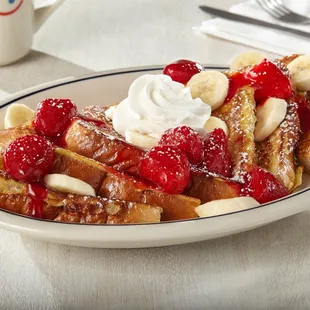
[163,59,203,84]
[246,59,292,102]
[241,167,289,204]
[201,128,231,177]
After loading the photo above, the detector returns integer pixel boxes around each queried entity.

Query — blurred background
[2,0,310,92]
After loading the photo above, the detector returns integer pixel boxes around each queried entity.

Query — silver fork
[256,0,310,24]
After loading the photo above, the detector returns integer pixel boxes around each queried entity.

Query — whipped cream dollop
[113,74,211,139]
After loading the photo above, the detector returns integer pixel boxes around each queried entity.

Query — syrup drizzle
[77,114,107,127]
[27,184,47,219]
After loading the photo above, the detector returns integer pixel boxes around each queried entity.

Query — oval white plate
[0,65,309,249]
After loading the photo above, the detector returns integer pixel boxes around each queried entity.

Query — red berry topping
[4,135,55,183]
[163,59,203,84]
[138,145,191,194]
[201,128,231,177]
[159,126,204,165]
[225,72,251,103]
[34,98,77,137]
[241,167,289,204]
[246,59,292,102]
[294,94,310,134]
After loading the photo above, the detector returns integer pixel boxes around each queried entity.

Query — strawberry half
[163,59,203,85]
[241,167,289,204]
[201,128,231,177]
[246,59,292,103]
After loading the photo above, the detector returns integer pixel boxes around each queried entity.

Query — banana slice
[287,55,310,91]
[43,174,96,197]
[187,71,229,111]
[230,51,266,71]
[148,132,162,140]
[105,105,118,120]
[4,103,35,129]
[204,116,229,136]
[254,97,287,142]
[195,197,259,218]
[125,130,159,149]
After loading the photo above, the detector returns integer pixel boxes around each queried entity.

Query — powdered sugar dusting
[213,86,256,178]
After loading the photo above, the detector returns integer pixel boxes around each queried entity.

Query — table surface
[1,0,310,309]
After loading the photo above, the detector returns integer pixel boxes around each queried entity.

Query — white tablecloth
[1,0,310,309]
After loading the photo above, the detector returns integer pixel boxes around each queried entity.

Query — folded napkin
[197,0,310,55]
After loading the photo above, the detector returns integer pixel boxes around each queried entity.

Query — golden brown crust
[64,119,144,171]
[275,54,301,67]
[0,171,27,194]
[0,194,33,217]
[52,148,107,193]
[257,102,301,190]
[98,170,200,221]
[0,174,162,224]
[55,196,162,224]
[297,130,310,174]
[0,125,34,154]
[212,86,257,180]
[186,170,240,203]
[107,203,162,224]
[81,105,113,127]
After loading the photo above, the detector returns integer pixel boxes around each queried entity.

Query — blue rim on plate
[0,65,309,226]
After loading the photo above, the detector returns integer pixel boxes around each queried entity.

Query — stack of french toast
[1,52,310,224]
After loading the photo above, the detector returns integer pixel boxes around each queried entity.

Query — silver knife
[199,5,310,39]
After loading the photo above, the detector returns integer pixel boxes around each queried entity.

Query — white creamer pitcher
[0,0,64,66]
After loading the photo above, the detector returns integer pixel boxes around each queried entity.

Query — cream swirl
[113,74,211,138]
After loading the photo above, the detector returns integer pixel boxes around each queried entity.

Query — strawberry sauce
[225,60,292,104]
[294,94,310,134]
[27,184,47,219]
[225,73,252,103]
[77,114,107,128]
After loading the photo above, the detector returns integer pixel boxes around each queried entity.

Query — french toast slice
[0,126,201,221]
[63,118,144,172]
[98,167,200,221]
[257,102,301,191]
[212,86,257,180]
[0,172,162,224]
